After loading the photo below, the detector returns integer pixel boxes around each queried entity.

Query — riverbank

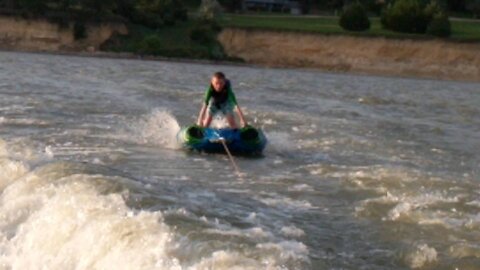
[0,16,127,52]
[218,28,480,82]
[1,14,480,82]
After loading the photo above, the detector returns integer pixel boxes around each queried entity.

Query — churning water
[0,51,479,269]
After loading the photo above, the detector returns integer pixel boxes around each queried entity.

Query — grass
[450,19,480,40]
[219,14,480,41]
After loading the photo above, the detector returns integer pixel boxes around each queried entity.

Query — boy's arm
[197,87,213,126]
[197,103,207,126]
[235,105,247,128]
[227,86,246,127]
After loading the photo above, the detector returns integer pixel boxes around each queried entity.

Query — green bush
[209,20,222,32]
[189,20,222,44]
[467,0,480,18]
[163,12,176,26]
[424,0,443,21]
[138,35,163,54]
[339,3,371,32]
[208,43,225,59]
[189,25,214,44]
[381,0,430,33]
[173,7,188,21]
[130,11,164,29]
[73,21,87,40]
[426,14,451,37]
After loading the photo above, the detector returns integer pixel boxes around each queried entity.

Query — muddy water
[0,51,479,269]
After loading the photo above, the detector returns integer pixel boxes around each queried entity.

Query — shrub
[426,14,451,37]
[173,7,188,21]
[130,11,164,29]
[189,25,214,44]
[467,0,480,18]
[339,3,371,32]
[73,21,87,40]
[381,0,430,33]
[138,35,163,55]
[163,12,176,26]
[208,43,225,59]
[424,0,443,21]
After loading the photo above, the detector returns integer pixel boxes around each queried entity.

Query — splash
[403,244,437,269]
[129,109,181,149]
[264,132,297,154]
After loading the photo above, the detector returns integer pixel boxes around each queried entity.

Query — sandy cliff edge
[218,28,480,82]
[0,16,127,52]
[1,14,479,82]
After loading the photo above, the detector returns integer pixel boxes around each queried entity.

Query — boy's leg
[203,114,213,127]
[203,101,217,127]
[226,113,238,129]
[223,102,238,129]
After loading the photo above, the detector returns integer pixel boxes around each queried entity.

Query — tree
[447,0,467,12]
[137,0,173,15]
[467,0,480,17]
[339,2,371,31]
[80,0,117,15]
[426,13,451,37]
[381,0,430,33]
[17,0,48,15]
[218,0,242,12]
[198,0,222,21]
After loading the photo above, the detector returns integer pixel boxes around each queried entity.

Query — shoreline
[1,14,479,83]
[2,47,480,84]
[218,28,480,83]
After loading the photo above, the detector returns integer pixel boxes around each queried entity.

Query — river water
[0,51,479,269]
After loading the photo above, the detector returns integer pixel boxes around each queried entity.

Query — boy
[196,72,247,129]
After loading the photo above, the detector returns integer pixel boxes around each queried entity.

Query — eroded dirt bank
[0,16,127,52]
[218,28,480,81]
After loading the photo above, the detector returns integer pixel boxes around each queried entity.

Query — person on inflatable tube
[196,72,248,129]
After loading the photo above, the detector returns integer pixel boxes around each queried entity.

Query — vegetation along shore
[1,0,480,81]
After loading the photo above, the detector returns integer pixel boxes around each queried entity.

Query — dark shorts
[207,100,235,116]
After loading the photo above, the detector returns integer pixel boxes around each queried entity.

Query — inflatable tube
[177,125,267,155]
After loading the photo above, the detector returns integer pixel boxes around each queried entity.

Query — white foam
[128,109,181,149]
[403,244,437,269]
[264,132,297,153]
[280,226,305,238]
[256,241,309,263]
[387,202,412,221]
[210,116,229,129]
[189,251,265,270]
[449,243,480,259]
[0,138,310,269]
[358,190,463,225]
[258,194,316,210]
[287,184,313,192]
[0,158,29,191]
[203,227,273,240]
[0,138,39,191]
[246,212,257,223]
[0,117,51,126]
[0,168,182,270]
[466,200,480,208]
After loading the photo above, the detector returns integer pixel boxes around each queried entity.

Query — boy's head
[211,72,226,92]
